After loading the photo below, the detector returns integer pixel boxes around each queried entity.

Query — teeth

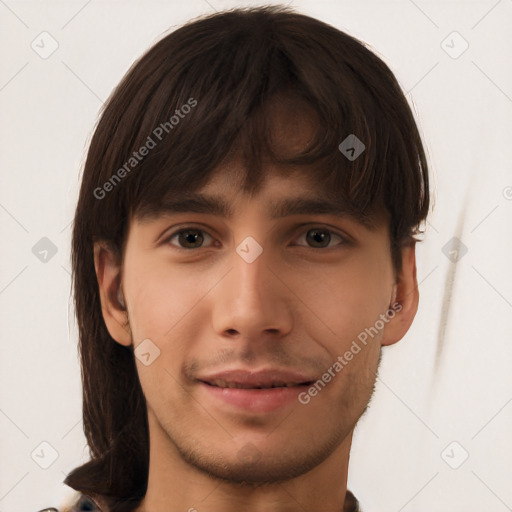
[207,378,299,389]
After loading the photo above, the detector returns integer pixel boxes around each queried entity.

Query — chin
[177,435,341,485]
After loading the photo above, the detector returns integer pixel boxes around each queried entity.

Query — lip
[198,380,312,413]
[197,368,316,388]
[196,368,316,413]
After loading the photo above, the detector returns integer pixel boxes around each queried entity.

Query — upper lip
[197,369,317,388]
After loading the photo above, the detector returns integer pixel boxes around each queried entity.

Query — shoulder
[37,492,104,512]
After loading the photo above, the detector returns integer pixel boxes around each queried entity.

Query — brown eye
[163,225,347,251]
[296,227,347,249]
[306,228,331,248]
[166,228,213,249]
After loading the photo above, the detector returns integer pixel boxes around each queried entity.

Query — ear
[380,243,419,347]
[93,241,132,347]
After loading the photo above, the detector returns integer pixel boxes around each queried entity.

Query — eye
[164,226,215,250]
[163,225,348,251]
[294,227,348,249]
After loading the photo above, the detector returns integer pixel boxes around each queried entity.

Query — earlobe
[381,243,419,347]
[93,242,132,347]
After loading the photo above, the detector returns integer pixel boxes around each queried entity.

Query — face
[96,159,418,486]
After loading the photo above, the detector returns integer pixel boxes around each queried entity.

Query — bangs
[129,89,385,227]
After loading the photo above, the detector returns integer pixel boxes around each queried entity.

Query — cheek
[124,263,202,409]
[126,266,199,340]
[124,253,224,359]
[298,250,392,347]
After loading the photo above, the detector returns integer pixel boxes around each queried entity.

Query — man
[47,5,430,512]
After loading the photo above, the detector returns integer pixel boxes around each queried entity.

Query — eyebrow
[136,192,378,230]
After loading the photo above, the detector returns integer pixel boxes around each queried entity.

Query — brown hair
[64,5,430,510]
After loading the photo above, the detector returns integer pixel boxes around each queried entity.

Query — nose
[211,239,294,342]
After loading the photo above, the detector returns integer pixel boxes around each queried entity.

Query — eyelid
[292,226,349,248]
[162,223,351,250]
[161,224,216,249]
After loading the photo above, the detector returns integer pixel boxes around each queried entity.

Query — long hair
[64,5,430,511]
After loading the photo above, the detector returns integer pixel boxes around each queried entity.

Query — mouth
[199,379,315,389]
[195,368,318,412]
[197,379,315,413]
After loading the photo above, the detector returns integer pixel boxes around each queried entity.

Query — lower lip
[198,381,311,413]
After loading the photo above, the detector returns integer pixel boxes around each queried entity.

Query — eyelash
[162,225,349,251]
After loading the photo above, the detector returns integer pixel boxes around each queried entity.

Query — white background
[1,1,511,511]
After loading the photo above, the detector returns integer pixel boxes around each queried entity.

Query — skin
[93,102,419,512]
